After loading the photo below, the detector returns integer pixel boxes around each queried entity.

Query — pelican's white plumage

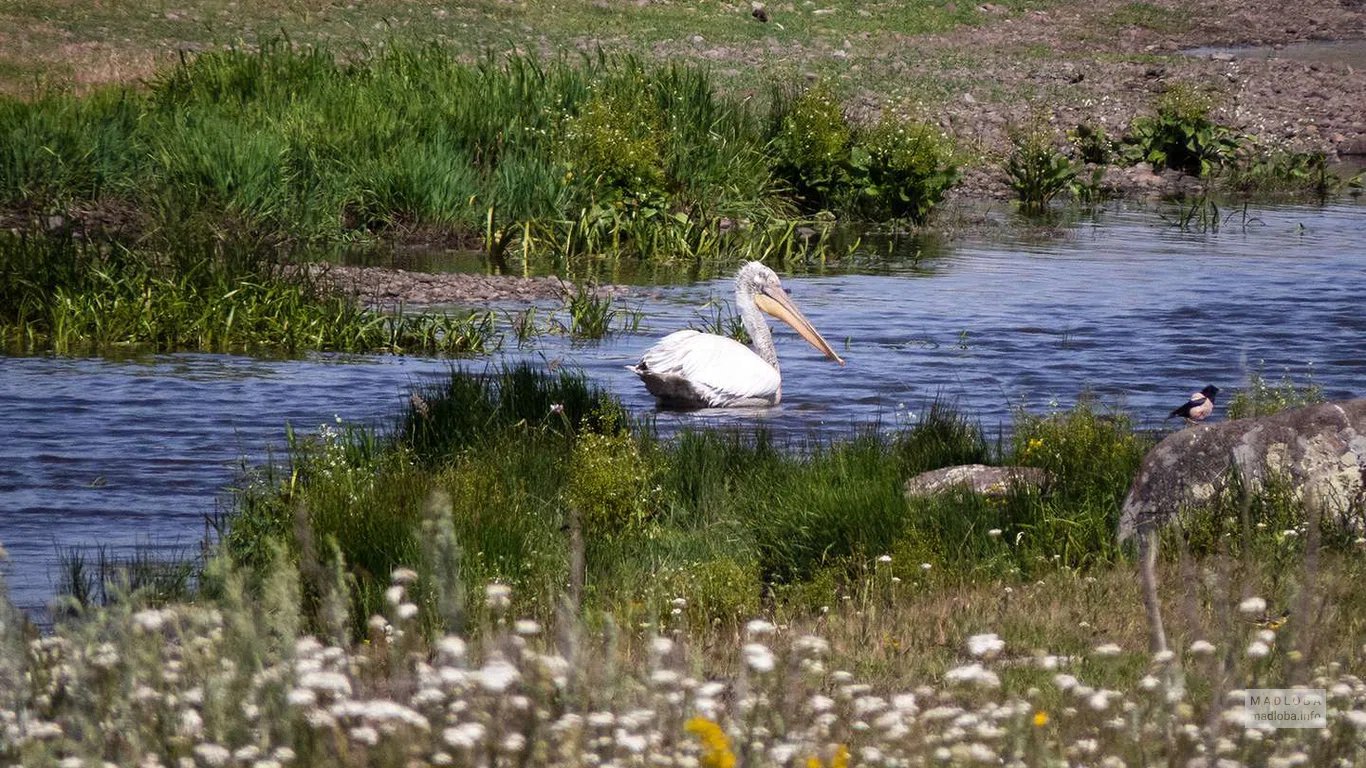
[629,262,843,409]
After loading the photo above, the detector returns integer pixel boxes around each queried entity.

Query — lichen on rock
[1118,399,1366,541]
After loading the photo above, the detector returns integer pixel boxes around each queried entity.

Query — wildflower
[794,635,830,657]
[1033,711,1049,727]
[966,633,1004,659]
[652,637,675,656]
[685,717,736,768]
[877,554,892,563]
[921,563,932,571]
[132,609,166,633]
[1239,596,1268,616]
[299,671,352,698]
[616,730,648,754]
[1093,643,1122,657]
[1189,640,1216,655]
[651,670,681,688]
[391,567,418,584]
[179,709,204,738]
[746,619,776,637]
[192,744,232,767]
[514,619,541,636]
[476,658,520,692]
[437,636,467,662]
[485,583,512,609]
[396,603,419,621]
[987,528,1002,538]
[443,721,486,749]
[945,663,1000,688]
[1140,675,1160,690]
[743,643,775,673]
[384,585,405,606]
[1247,641,1271,659]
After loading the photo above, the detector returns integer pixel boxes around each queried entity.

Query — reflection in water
[1,202,1364,614]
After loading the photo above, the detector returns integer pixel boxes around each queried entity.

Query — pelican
[629,261,844,409]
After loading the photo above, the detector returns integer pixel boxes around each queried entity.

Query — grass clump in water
[0,232,496,355]
[1005,111,1078,214]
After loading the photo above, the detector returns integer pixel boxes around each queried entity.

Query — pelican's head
[736,261,845,366]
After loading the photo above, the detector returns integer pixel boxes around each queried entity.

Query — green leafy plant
[1004,114,1077,214]
[1227,148,1336,198]
[849,118,959,223]
[1068,121,1117,165]
[564,89,669,218]
[769,84,852,210]
[1227,368,1326,419]
[1122,83,1239,176]
[770,85,957,223]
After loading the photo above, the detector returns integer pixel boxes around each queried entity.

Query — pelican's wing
[635,330,780,406]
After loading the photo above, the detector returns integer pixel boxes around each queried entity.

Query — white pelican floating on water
[629,261,844,409]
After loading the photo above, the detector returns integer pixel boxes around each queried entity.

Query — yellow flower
[806,758,822,768]
[686,717,736,768]
[1033,710,1049,727]
[832,744,851,768]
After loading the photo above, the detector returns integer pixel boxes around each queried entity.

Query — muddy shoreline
[304,264,629,308]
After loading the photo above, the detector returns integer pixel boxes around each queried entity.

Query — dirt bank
[306,264,627,309]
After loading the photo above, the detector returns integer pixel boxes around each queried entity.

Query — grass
[0,43,960,259]
[0,231,498,355]
[8,478,1366,765]
[219,365,1159,638]
[0,0,1053,96]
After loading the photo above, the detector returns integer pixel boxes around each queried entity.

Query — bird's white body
[634,329,783,408]
[1185,391,1214,421]
[630,262,843,410]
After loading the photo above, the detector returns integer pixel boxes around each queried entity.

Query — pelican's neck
[735,282,778,370]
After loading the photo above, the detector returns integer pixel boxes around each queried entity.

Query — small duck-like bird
[629,261,844,409]
[1168,384,1219,423]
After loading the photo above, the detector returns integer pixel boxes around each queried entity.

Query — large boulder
[904,464,1053,499]
[1118,399,1366,542]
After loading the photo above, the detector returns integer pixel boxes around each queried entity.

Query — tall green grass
[1,43,958,258]
[224,365,1161,637]
[0,232,497,354]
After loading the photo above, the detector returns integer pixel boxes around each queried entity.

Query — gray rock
[905,464,1053,499]
[1118,400,1366,542]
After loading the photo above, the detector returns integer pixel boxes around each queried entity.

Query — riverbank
[2,2,1362,252]
[4,0,1364,173]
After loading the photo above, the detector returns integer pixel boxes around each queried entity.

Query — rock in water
[904,464,1053,499]
[1118,399,1366,541]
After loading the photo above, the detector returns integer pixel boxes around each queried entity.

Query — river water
[2,202,1364,614]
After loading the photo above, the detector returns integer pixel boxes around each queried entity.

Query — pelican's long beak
[755,283,845,366]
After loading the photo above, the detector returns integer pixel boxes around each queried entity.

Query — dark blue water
[2,202,1364,613]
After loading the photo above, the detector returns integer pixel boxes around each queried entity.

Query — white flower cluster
[5,572,1366,768]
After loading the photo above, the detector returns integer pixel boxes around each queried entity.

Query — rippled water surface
[3,203,1365,613]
